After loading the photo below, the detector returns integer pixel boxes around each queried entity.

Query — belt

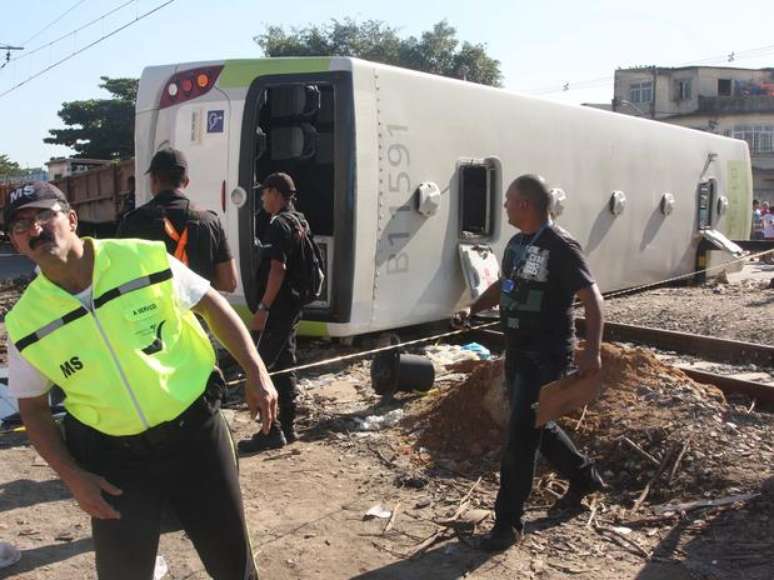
[110,394,213,452]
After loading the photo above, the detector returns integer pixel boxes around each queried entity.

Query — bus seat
[270,85,320,119]
[271,124,317,161]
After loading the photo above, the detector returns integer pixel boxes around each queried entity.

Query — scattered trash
[153,555,168,579]
[354,409,404,431]
[0,542,21,569]
[461,342,491,360]
[364,504,392,520]
[424,344,480,367]
[395,474,429,489]
[610,526,633,535]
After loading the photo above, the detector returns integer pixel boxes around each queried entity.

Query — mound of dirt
[404,343,774,506]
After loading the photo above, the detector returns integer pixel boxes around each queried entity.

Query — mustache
[28,231,55,250]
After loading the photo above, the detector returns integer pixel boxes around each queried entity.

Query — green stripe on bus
[725,160,751,239]
[231,304,329,337]
[219,58,332,88]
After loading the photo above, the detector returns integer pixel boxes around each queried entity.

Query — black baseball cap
[145,147,188,174]
[260,172,296,197]
[4,182,69,226]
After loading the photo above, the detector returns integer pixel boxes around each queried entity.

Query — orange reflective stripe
[162,217,190,266]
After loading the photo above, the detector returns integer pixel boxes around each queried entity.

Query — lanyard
[509,221,550,279]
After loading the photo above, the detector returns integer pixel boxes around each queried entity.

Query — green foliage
[44,76,138,160]
[0,154,21,175]
[254,19,503,87]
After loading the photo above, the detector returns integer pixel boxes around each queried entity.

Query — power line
[10,0,136,65]
[0,44,23,69]
[21,0,91,45]
[0,0,175,99]
[524,42,774,96]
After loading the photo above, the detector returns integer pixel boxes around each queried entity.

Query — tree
[45,76,138,160]
[254,19,503,87]
[0,154,20,176]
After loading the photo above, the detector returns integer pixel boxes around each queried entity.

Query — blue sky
[1,0,773,167]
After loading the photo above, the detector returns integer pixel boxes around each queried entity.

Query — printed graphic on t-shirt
[518,247,549,282]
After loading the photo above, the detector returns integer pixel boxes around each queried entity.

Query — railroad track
[473,322,774,405]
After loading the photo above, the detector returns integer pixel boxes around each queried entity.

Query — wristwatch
[257,302,271,312]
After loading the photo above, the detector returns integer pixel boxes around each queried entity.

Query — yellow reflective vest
[6,238,215,436]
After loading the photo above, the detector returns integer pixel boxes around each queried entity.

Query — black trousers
[253,297,301,432]
[494,350,592,529]
[64,382,258,580]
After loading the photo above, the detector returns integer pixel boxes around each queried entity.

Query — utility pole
[0,44,23,69]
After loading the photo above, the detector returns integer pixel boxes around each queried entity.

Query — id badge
[502,278,515,293]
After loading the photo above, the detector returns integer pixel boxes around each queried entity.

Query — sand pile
[405,343,774,505]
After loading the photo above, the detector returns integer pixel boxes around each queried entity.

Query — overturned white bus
[135,57,752,337]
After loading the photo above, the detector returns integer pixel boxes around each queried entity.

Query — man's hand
[62,468,122,520]
[451,307,472,329]
[245,373,278,434]
[576,348,602,376]
[251,310,268,332]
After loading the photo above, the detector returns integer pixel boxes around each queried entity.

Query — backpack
[276,212,326,305]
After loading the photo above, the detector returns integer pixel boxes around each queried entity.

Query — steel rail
[575,319,774,367]
[472,326,774,405]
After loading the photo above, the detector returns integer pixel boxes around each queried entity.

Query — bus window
[253,83,335,236]
[459,163,496,239]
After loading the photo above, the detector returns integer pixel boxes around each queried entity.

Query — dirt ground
[2,346,774,580]
[2,265,774,579]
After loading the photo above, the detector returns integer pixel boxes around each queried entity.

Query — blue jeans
[494,350,592,529]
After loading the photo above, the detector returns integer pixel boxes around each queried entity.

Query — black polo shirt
[116,190,232,282]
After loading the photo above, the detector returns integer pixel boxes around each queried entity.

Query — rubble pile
[404,342,774,506]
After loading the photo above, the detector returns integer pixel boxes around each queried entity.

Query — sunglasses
[10,208,62,235]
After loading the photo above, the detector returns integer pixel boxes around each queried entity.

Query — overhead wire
[524,42,774,96]
[0,0,176,99]
[20,0,91,46]
[9,0,137,65]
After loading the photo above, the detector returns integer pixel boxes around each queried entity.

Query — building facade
[45,157,112,180]
[610,66,774,203]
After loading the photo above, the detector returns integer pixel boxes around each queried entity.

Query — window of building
[731,125,774,153]
[459,163,496,239]
[675,78,692,100]
[718,79,732,96]
[629,81,653,104]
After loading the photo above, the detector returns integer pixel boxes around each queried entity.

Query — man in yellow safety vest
[5,181,276,579]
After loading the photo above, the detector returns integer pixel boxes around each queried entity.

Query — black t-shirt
[254,207,307,304]
[116,190,232,282]
[499,224,594,354]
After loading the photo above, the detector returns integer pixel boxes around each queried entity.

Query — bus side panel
[363,64,752,334]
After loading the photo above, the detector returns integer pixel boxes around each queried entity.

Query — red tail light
[160,65,224,109]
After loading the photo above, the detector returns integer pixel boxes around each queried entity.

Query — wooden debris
[550,562,601,575]
[653,492,760,515]
[667,441,691,484]
[382,502,400,535]
[632,441,680,512]
[620,436,660,467]
[593,523,650,558]
[573,404,588,431]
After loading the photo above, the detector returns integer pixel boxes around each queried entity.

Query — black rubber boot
[480,521,522,552]
[549,465,608,515]
[237,423,287,456]
[279,401,298,444]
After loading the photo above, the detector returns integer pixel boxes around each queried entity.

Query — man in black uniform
[455,174,606,551]
[117,148,237,293]
[238,172,308,454]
